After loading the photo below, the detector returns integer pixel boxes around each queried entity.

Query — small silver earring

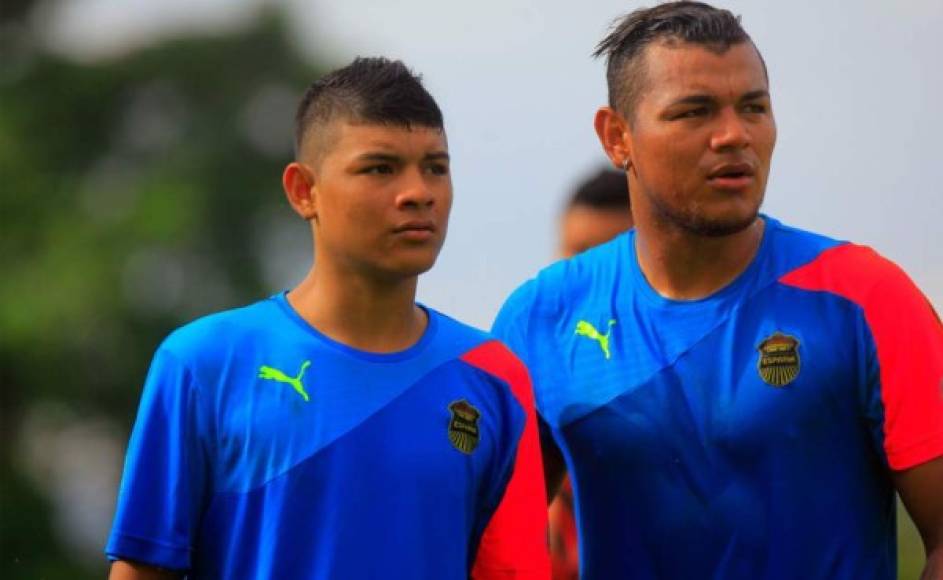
[622,157,631,172]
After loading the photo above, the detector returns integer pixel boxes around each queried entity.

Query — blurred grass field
[898,498,925,579]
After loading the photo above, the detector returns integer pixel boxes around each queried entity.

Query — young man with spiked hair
[106,57,550,579]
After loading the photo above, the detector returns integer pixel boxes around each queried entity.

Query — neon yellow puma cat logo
[575,320,617,360]
[258,360,311,402]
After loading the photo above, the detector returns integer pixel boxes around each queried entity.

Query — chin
[383,256,439,279]
[676,196,763,238]
[651,189,764,238]
[687,213,758,237]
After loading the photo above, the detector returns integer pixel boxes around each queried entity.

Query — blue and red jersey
[106,293,550,579]
[493,216,943,579]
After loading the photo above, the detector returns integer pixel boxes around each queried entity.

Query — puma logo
[575,319,617,360]
[258,360,312,402]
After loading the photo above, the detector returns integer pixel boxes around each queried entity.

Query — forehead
[326,121,448,158]
[639,41,768,104]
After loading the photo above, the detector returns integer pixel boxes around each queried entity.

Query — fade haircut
[568,168,630,212]
[593,1,757,120]
[293,57,443,159]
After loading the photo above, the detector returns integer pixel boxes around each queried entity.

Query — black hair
[593,1,757,118]
[294,57,443,157]
[568,168,630,211]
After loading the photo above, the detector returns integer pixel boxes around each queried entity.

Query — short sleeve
[780,243,943,470]
[462,341,551,579]
[105,347,211,570]
[862,268,943,470]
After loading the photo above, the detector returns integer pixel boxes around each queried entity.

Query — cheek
[637,130,696,174]
[752,119,777,160]
[763,124,777,159]
[641,142,694,191]
[440,190,453,217]
[319,193,380,241]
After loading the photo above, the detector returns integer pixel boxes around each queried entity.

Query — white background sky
[45,0,943,328]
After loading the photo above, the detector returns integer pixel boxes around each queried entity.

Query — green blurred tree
[0,3,324,577]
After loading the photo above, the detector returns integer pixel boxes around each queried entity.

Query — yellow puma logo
[575,319,617,360]
[258,360,311,402]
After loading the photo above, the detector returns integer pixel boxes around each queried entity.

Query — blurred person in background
[494,2,943,578]
[558,168,633,259]
[551,167,632,579]
[106,57,549,580]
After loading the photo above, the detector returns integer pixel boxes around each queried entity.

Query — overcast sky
[46,0,943,328]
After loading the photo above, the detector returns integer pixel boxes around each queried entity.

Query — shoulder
[500,231,631,321]
[428,308,526,381]
[760,217,848,280]
[757,217,916,300]
[460,339,536,412]
[425,308,535,409]
[158,296,281,367]
[426,307,490,348]
[767,218,843,251]
[772,225,938,337]
[778,241,917,304]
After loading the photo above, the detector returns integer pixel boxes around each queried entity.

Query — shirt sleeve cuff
[887,429,943,471]
[105,531,191,571]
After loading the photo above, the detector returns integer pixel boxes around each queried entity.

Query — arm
[109,560,180,580]
[781,245,943,578]
[894,456,943,580]
[462,341,551,580]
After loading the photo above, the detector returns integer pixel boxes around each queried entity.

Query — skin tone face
[287,121,453,284]
[602,41,776,239]
[559,205,633,258]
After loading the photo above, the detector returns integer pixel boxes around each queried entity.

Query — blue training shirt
[492,216,943,579]
[107,293,550,579]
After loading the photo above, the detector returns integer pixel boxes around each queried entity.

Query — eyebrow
[354,151,450,163]
[740,90,770,102]
[668,89,770,107]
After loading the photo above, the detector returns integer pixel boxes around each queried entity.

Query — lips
[393,220,435,233]
[392,220,437,241]
[707,162,756,190]
[708,162,755,179]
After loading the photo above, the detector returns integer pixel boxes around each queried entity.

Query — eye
[742,103,768,114]
[425,162,450,176]
[362,164,394,175]
[674,107,708,120]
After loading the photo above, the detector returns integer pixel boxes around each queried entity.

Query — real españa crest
[757,332,801,387]
[447,399,481,454]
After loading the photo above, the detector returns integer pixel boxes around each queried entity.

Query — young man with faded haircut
[106,57,550,580]
[493,2,943,578]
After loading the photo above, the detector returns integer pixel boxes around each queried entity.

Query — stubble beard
[646,187,764,238]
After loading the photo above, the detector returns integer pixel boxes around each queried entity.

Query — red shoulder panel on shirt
[779,243,943,470]
[461,340,536,411]
[461,340,550,579]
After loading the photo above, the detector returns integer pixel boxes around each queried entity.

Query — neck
[287,259,426,353]
[634,215,765,301]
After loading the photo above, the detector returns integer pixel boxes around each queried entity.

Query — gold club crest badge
[447,400,481,454]
[757,332,801,387]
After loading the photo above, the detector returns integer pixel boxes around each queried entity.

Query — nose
[395,168,436,210]
[710,108,751,151]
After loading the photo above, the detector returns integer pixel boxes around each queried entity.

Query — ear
[594,107,632,172]
[282,162,318,220]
